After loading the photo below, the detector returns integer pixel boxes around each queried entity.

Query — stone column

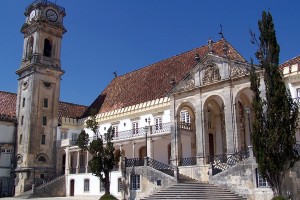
[132,142,135,158]
[119,145,123,171]
[196,97,206,165]
[76,150,80,174]
[85,151,89,173]
[223,86,237,154]
[64,146,70,175]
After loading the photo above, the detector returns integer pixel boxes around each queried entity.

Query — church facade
[0,1,300,199]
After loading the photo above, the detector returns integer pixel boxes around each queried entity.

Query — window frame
[155,117,162,131]
[256,169,269,188]
[84,179,90,192]
[130,174,140,190]
[132,122,139,135]
[43,98,49,108]
[41,134,46,145]
[42,116,47,126]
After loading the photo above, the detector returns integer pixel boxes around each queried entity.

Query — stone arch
[176,102,197,162]
[203,95,226,156]
[43,37,52,57]
[26,36,34,59]
[36,153,49,163]
[235,87,253,150]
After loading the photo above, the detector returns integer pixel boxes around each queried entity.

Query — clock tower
[15,1,66,195]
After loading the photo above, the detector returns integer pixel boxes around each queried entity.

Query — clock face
[46,9,58,22]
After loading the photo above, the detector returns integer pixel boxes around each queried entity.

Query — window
[112,125,118,138]
[43,38,52,57]
[43,98,48,108]
[21,116,24,125]
[132,122,139,134]
[155,117,162,131]
[22,98,25,107]
[130,174,140,190]
[100,180,104,192]
[19,134,22,144]
[256,169,269,188]
[84,179,90,192]
[118,177,122,192]
[40,174,45,179]
[180,110,190,124]
[72,133,78,141]
[42,116,47,126]
[180,110,191,130]
[41,134,46,145]
[38,156,47,162]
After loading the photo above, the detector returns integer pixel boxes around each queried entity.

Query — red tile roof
[82,39,247,117]
[0,91,17,120]
[58,101,87,119]
[279,55,300,70]
[0,91,87,121]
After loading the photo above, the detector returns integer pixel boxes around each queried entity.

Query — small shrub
[99,194,118,200]
[272,195,286,200]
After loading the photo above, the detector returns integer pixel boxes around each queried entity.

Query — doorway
[70,180,74,196]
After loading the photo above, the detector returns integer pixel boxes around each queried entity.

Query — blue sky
[0,1,299,106]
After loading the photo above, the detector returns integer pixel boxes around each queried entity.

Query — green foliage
[99,194,118,200]
[250,11,299,196]
[77,114,115,195]
[272,196,286,200]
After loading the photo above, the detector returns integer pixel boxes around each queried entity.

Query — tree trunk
[104,171,110,195]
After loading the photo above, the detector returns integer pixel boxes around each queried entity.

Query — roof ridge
[59,101,88,107]
[280,54,300,66]
[114,40,219,79]
[0,91,17,95]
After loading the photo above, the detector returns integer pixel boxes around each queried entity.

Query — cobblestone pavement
[1,197,102,200]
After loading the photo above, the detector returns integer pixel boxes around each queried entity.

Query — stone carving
[203,64,221,84]
[184,78,195,90]
[230,65,247,77]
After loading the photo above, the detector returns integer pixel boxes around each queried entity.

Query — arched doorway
[139,146,146,158]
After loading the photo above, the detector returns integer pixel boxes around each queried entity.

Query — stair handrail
[147,157,174,177]
[208,148,250,175]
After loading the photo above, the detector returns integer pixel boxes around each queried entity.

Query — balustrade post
[144,157,148,167]
[173,166,179,182]
[248,146,253,159]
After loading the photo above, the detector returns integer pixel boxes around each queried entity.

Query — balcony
[60,138,76,147]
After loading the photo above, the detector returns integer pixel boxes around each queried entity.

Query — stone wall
[125,166,175,200]
[282,161,300,200]
[33,175,66,197]
[178,164,209,182]
[210,158,273,200]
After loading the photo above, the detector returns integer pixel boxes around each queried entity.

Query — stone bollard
[174,166,179,182]
[144,157,148,167]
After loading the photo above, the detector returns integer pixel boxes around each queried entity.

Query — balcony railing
[152,123,172,134]
[179,122,192,130]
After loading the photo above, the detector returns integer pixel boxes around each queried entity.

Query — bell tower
[15,1,66,195]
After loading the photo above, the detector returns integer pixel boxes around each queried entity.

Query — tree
[250,11,299,196]
[77,114,115,197]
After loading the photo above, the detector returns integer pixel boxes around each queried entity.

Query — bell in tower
[15,1,66,195]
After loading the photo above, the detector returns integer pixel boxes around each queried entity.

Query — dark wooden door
[70,180,74,196]
[209,133,214,156]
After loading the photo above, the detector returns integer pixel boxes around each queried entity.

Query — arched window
[38,156,47,162]
[43,38,52,57]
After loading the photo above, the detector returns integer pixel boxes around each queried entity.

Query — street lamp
[145,117,151,158]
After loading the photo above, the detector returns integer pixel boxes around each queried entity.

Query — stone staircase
[141,174,247,200]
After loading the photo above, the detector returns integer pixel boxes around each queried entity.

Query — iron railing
[125,158,144,167]
[179,122,192,130]
[208,148,250,175]
[178,157,197,166]
[147,158,174,177]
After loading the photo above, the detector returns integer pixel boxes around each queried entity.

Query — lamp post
[145,117,151,158]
